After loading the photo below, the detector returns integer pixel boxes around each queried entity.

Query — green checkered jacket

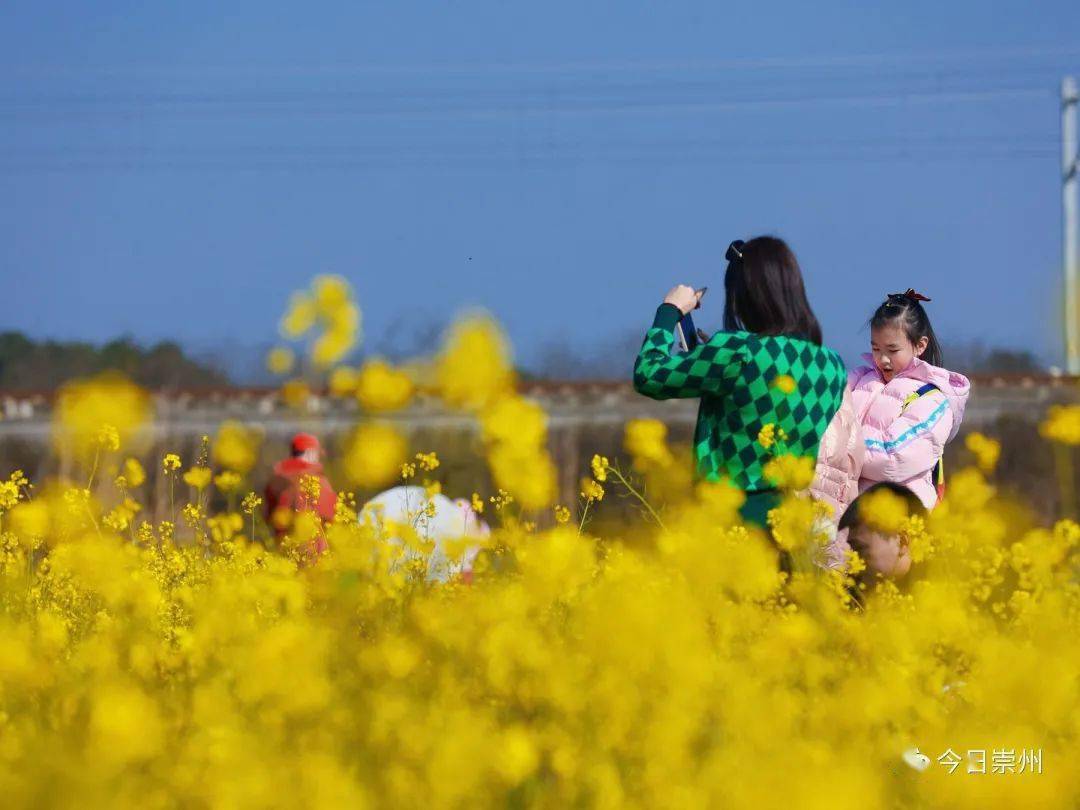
[633,304,847,491]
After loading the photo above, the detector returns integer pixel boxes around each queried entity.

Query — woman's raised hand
[663,285,701,315]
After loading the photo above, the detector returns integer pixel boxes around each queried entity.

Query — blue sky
[2,1,1079,376]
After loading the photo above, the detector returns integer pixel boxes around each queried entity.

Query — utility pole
[1064,76,1079,374]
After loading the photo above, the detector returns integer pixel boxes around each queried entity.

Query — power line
[0,146,1058,174]
[0,85,1055,123]
[5,43,1080,78]
[1,133,1060,156]
[0,130,1061,173]
[0,57,1068,172]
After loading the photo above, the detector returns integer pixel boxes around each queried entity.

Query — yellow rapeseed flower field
[0,281,1078,809]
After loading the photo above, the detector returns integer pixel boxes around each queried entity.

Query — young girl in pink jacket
[849,290,970,510]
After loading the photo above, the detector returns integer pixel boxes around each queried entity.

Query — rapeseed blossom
[415,451,439,472]
[762,454,815,491]
[355,359,414,413]
[280,378,313,410]
[477,394,558,509]
[772,373,797,395]
[0,485,18,513]
[580,477,605,503]
[965,431,1002,474]
[1040,404,1080,445]
[51,373,151,462]
[480,396,547,448]
[213,421,262,474]
[182,466,213,491]
[277,275,362,369]
[213,470,243,493]
[328,365,359,397]
[340,422,408,489]
[487,443,557,510]
[623,418,675,469]
[279,291,318,339]
[266,346,296,376]
[0,473,23,511]
[435,315,515,411]
[757,422,788,451]
[96,423,120,452]
[122,457,146,488]
[860,485,912,533]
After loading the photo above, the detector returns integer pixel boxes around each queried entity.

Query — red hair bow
[890,288,932,303]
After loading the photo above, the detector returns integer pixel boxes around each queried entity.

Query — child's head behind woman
[869,289,943,380]
[839,482,927,585]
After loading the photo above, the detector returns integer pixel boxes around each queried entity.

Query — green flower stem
[605,465,666,531]
[577,500,592,534]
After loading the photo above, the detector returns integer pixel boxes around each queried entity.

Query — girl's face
[870,324,928,383]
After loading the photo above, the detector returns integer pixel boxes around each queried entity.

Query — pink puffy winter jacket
[810,388,865,568]
[849,354,970,509]
[811,388,864,520]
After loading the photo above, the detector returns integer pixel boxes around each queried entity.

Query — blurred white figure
[901,747,931,772]
[361,486,490,582]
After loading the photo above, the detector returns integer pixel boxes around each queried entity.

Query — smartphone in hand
[674,287,707,352]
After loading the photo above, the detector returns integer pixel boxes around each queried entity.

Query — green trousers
[738,489,792,574]
[738,489,782,530]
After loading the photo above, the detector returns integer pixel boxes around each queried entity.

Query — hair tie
[889,288,932,304]
[725,240,745,262]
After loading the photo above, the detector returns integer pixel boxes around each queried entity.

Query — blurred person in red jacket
[264,432,337,551]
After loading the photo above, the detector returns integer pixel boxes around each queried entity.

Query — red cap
[291,432,320,454]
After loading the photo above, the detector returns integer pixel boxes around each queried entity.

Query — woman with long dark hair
[633,236,847,527]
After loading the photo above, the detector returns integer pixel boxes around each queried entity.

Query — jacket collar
[859,353,935,385]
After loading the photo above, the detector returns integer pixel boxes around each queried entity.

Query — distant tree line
[0,328,1049,392]
[942,343,1046,375]
[0,332,230,391]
